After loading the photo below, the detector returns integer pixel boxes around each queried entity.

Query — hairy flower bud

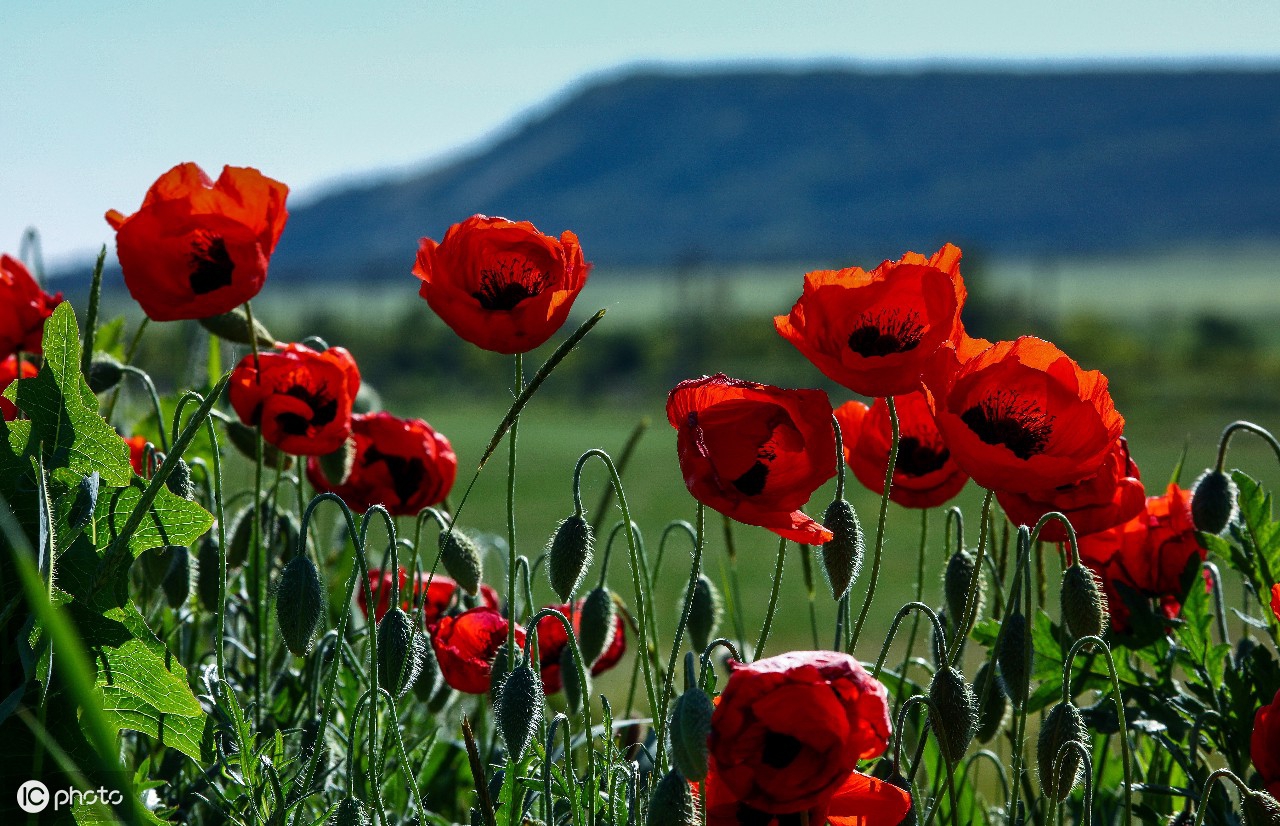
[161,545,192,608]
[577,586,617,667]
[1245,790,1280,826]
[86,354,125,394]
[328,796,371,826]
[224,419,294,471]
[928,666,977,764]
[973,660,1008,743]
[413,627,443,702]
[226,505,256,568]
[997,611,1032,707]
[547,514,594,602]
[1038,701,1089,800]
[1061,563,1109,640]
[646,768,699,826]
[196,531,220,611]
[377,607,425,698]
[166,457,195,501]
[197,306,277,348]
[944,548,983,627]
[560,642,589,717]
[686,575,722,654]
[669,686,714,781]
[318,436,357,487]
[276,555,324,656]
[821,498,864,600]
[439,527,484,596]
[1190,468,1238,535]
[496,662,544,762]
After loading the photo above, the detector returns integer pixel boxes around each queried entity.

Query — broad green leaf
[1231,470,1280,591]
[94,478,213,560]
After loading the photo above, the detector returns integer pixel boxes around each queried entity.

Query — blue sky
[3,0,1278,267]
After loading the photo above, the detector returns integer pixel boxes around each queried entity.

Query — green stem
[948,490,994,667]
[655,503,705,769]
[1061,636,1132,826]
[80,247,107,376]
[721,514,749,649]
[896,508,931,702]
[506,353,522,672]
[1192,768,1252,826]
[754,534,788,659]
[850,395,899,652]
[872,601,948,679]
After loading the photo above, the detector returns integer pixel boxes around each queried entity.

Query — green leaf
[1231,470,1280,592]
[94,478,213,560]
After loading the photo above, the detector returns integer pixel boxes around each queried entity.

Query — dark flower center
[847,310,926,357]
[732,460,770,496]
[897,436,951,477]
[364,445,426,507]
[734,805,805,825]
[274,385,338,436]
[472,257,550,310]
[189,234,235,295]
[959,391,1055,460]
[761,731,804,769]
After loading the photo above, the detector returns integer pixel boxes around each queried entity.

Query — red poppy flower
[123,434,150,475]
[667,374,836,544]
[105,163,288,321]
[703,765,911,826]
[306,411,457,516]
[1271,584,1280,623]
[357,567,500,625]
[835,392,968,509]
[430,606,526,694]
[0,355,38,420]
[229,343,360,456]
[774,244,966,398]
[996,437,1145,541]
[1254,688,1280,798]
[0,254,62,358]
[412,215,591,354]
[707,650,893,814]
[534,602,627,694]
[929,336,1124,493]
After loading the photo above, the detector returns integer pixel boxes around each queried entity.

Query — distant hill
[269,66,1280,279]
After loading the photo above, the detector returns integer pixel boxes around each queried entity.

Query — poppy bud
[1166,811,1194,826]
[488,645,514,699]
[328,797,371,826]
[669,686,714,781]
[997,611,1031,707]
[196,531,220,611]
[166,457,195,501]
[197,306,277,348]
[413,627,444,703]
[547,514,594,602]
[1060,563,1108,641]
[944,548,983,628]
[973,661,1007,743]
[687,575,722,654]
[821,497,864,600]
[161,545,192,608]
[142,544,183,590]
[1037,701,1089,800]
[276,555,324,656]
[225,419,294,471]
[353,382,382,415]
[318,437,357,487]
[928,666,977,764]
[577,586,617,667]
[496,661,544,762]
[1245,790,1280,826]
[439,528,484,596]
[86,354,124,394]
[69,473,100,533]
[646,768,698,826]
[560,642,589,716]
[1190,468,1238,535]
[376,607,425,699]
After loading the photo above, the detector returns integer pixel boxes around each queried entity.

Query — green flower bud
[1037,701,1089,800]
[577,586,617,667]
[142,544,183,590]
[161,545,192,608]
[997,611,1032,707]
[276,555,324,656]
[328,796,371,826]
[166,457,195,501]
[646,769,698,826]
[68,473,100,533]
[439,528,484,596]
[196,531,221,611]
[225,420,294,471]
[226,505,257,568]
[376,607,425,699]
[352,382,382,415]
[944,548,983,627]
[197,306,277,348]
[821,498,864,600]
[496,662,545,762]
[413,627,443,703]
[669,687,714,781]
[86,355,124,394]
[318,436,357,487]
[973,660,1007,743]
[560,642,589,717]
[928,666,977,764]
[1061,563,1108,641]
[1191,468,1238,535]
[1245,790,1280,826]
[547,514,594,602]
[686,575,722,654]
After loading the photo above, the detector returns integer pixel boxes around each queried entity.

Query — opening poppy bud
[547,514,594,602]
[560,641,590,716]
[1037,701,1089,800]
[646,768,699,826]
[196,532,220,611]
[161,545,192,608]
[1245,790,1280,826]
[973,661,1008,744]
[318,436,357,487]
[669,686,714,781]
[577,586,617,667]
[439,528,484,596]
[686,574,722,654]
[1190,468,1238,535]
[85,354,124,394]
[276,554,324,656]
[328,797,371,826]
[166,457,195,501]
[376,607,425,699]
[196,306,277,348]
[1061,563,1109,641]
[928,666,977,764]
[821,497,864,599]
[997,611,1032,707]
[944,548,983,629]
[496,661,544,762]
[224,419,294,471]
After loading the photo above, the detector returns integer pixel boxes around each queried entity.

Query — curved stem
[1214,420,1280,471]
[1051,740,1093,826]
[948,490,995,667]
[1192,768,1252,826]
[1202,562,1232,644]
[872,601,948,679]
[697,638,743,688]
[1061,635,1132,826]
[896,509,931,703]
[850,395,899,652]
[960,749,1011,804]
[754,534,788,659]
[120,365,169,452]
[832,412,846,501]
[656,503,704,769]
[1031,511,1081,569]
[506,353,522,700]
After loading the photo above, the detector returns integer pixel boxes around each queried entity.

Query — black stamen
[847,309,926,357]
[959,391,1054,460]
[365,445,426,507]
[896,436,951,477]
[472,257,549,310]
[761,731,804,769]
[189,235,234,295]
[732,461,769,496]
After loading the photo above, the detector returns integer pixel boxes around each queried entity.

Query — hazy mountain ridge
[177,67,1280,279]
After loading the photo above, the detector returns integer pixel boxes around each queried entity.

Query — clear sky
[3,0,1278,268]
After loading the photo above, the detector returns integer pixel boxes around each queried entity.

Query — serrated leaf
[1231,470,1280,592]
[95,477,213,559]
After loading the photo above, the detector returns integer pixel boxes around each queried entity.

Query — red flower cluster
[666,374,836,544]
[357,567,499,625]
[307,412,457,516]
[0,356,38,421]
[703,651,909,823]
[229,343,361,456]
[106,163,289,321]
[413,215,591,354]
[0,254,61,358]
[534,602,627,694]
[1254,688,1280,798]
[430,607,525,694]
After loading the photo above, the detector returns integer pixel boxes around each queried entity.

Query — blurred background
[4,1,1280,655]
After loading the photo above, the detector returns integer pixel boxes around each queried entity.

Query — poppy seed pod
[669,686,715,781]
[997,611,1031,707]
[328,797,371,826]
[166,457,196,501]
[1190,468,1238,535]
[928,666,977,764]
[687,575,722,654]
[547,514,594,602]
[821,497,864,599]
[317,436,357,487]
[646,768,699,826]
[376,607,425,699]
[86,354,124,394]
[196,306,277,348]
[439,528,484,596]
[276,555,324,656]
[560,642,589,716]
[496,661,544,762]
[1061,563,1109,640]
[161,545,192,608]
[577,586,617,667]
[944,548,983,627]
[1037,701,1089,800]
[973,660,1008,743]
[1245,790,1280,826]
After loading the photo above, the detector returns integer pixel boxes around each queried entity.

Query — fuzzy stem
[896,509,931,703]
[1214,420,1280,472]
[850,395,899,652]
[506,353,522,686]
[754,534,788,659]
[1192,768,1252,826]
[948,489,995,667]
[656,503,704,769]
[872,601,948,679]
[1062,635,1132,826]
